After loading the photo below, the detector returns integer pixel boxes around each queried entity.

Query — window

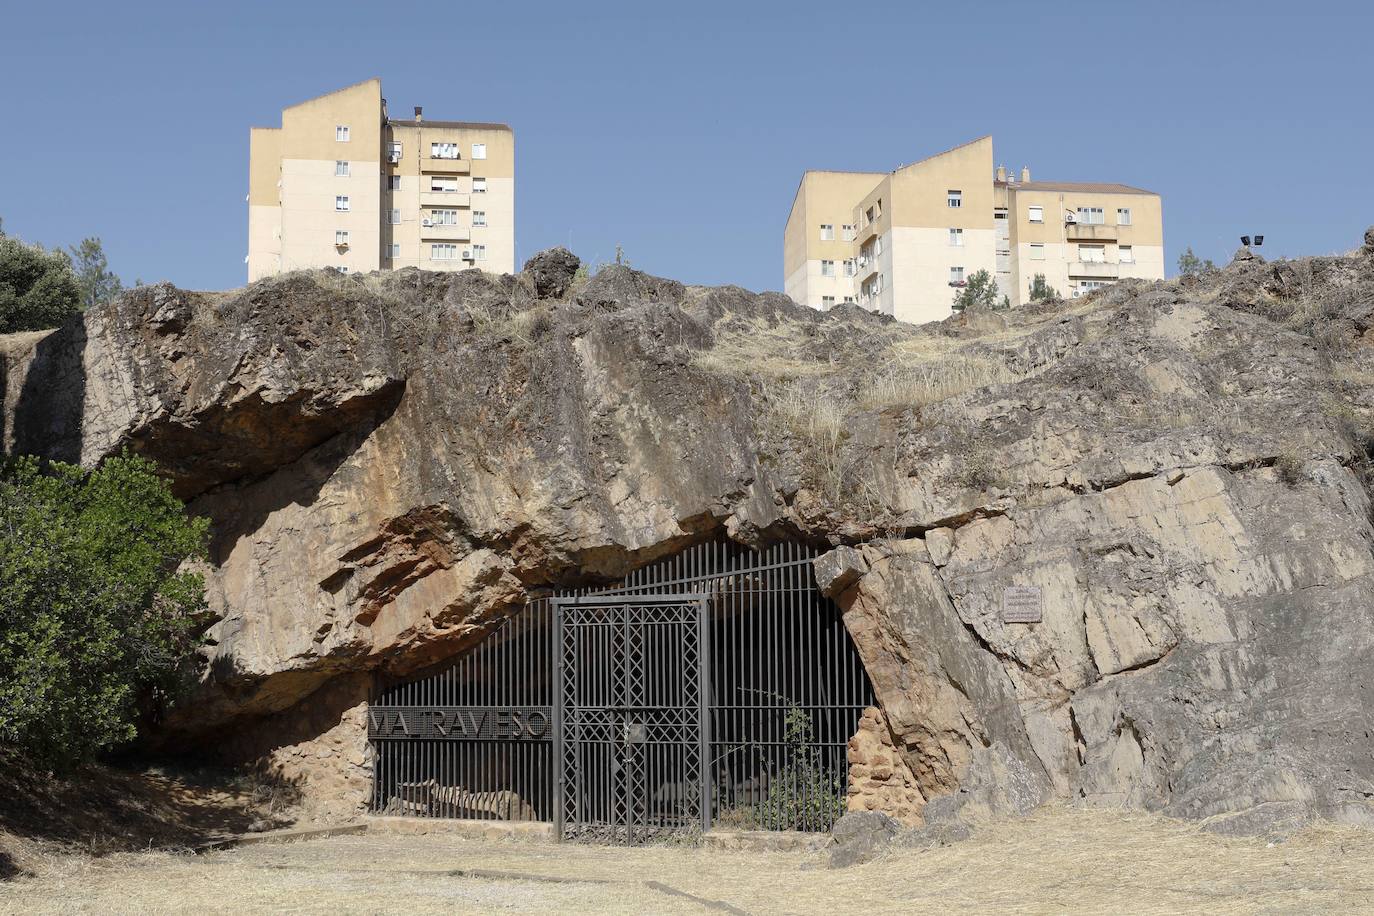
[431,243,458,260]
[842,224,856,241]
[948,228,964,247]
[950,266,966,284]
[389,208,401,224]
[430,175,458,192]
[389,243,401,258]
[472,177,487,193]
[335,160,350,177]
[1030,243,1046,260]
[948,189,962,208]
[335,195,350,211]
[431,142,460,159]
[1075,279,1111,297]
[820,259,835,277]
[865,205,876,225]
[843,259,856,278]
[473,210,487,227]
[388,175,402,191]
[472,143,487,159]
[875,199,882,216]
[1028,206,1044,223]
[822,295,835,309]
[843,295,855,303]
[335,125,350,142]
[472,244,487,260]
[1079,244,1107,262]
[820,224,834,241]
[335,230,350,246]
[429,209,459,225]
[874,236,883,256]
[1077,207,1105,225]
[387,142,402,163]
[1120,245,1135,263]
[1117,208,1132,226]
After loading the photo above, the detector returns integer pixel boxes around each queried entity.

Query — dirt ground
[5,806,1374,915]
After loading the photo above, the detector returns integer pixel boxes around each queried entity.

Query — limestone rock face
[4,241,1374,832]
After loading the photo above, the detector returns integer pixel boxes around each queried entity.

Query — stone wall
[846,706,924,825]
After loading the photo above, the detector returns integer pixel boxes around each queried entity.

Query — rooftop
[387,118,512,132]
[1002,180,1156,196]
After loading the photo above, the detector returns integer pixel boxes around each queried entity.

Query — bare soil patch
[4,806,1373,914]
[0,752,301,880]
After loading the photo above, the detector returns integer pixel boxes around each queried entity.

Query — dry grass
[6,806,1373,914]
[859,355,1018,412]
[692,315,853,381]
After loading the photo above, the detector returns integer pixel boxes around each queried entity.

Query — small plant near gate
[755,706,847,832]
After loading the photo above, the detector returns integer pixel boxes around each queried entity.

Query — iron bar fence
[368,539,875,842]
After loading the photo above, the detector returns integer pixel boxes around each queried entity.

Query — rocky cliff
[5,235,1374,831]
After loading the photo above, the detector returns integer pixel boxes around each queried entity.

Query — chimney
[995,165,1007,183]
[1020,166,1031,183]
[414,106,423,122]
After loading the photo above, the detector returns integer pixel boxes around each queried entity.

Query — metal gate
[555,595,709,843]
[369,540,875,843]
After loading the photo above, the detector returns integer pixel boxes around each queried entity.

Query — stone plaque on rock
[1002,586,1042,624]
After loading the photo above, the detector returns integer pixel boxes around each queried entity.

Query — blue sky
[1,0,1370,293]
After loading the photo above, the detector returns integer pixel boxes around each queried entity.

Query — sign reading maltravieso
[368,706,552,740]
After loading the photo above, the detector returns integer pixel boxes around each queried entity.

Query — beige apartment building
[783,136,1163,324]
[248,78,514,281]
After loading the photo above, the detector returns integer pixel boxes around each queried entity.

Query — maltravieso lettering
[368,706,552,740]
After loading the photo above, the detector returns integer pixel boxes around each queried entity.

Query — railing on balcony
[1066,223,1119,242]
[421,158,470,174]
[1068,261,1120,279]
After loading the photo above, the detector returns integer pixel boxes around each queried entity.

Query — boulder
[829,811,900,868]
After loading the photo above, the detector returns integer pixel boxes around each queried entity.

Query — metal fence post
[552,597,565,842]
[698,596,711,834]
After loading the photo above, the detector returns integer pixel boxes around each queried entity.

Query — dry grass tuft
[860,356,1018,412]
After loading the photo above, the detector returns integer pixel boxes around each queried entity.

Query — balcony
[1068,261,1120,279]
[421,157,470,174]
[1066,223,1118,241]
[420,191,471,208]
[420,223,471,242]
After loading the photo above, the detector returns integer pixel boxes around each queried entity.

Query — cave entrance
[368,540,876,844]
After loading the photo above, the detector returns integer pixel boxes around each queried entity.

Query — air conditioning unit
[422,219,433,227]
[461,250,472,260]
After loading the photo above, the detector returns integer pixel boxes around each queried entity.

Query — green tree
[1177,246,1216,278]
[951,269,1002,312]
[0,453,210,766]
[0,235,81,333]
[68,236,123,309]
[1029,273,1061,302]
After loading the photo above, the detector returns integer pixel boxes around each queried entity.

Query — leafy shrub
[755,706,847,831]
[0,453,209,765]
[0,236,82,333]
[952,269,1009,312]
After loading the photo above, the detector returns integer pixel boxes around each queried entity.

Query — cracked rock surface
[4,244,1374,831]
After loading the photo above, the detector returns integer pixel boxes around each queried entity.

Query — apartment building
[783,137,1163,324]
[248,78,514,281]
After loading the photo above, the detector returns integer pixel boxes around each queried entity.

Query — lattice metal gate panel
[554,596,709,843]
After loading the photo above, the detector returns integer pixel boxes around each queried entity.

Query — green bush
[0,453,210,765]
[952,269,1008,312]
[0,236,82,333]
[756,706,847,831]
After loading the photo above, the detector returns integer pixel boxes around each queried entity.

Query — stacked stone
[845,706,924,825]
